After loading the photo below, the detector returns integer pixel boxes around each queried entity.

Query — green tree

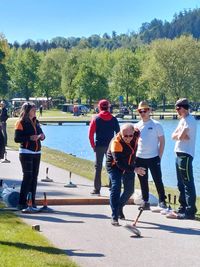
[45,48,68,69]
[141,36,200,106]
[7,48,41,99]
[37,57,62,107]
[74,64,109,105]
[0,34,9,98]
[61,49,81,101]
[0,50,9,97]
[110,49,140,105]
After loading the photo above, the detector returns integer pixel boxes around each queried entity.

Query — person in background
[89,99,120,195]
[0,128,5,160]
[106,123,145,226]
[14,102,45,210]
[135,101,166,210]
[39,105,43,117]
[73,104,79,116]
[0,101,9,146]
[168,98,197,220]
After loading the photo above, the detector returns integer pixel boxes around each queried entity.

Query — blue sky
[0,0,199,43]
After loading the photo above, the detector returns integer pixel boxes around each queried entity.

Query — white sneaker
[166,211,178,219]
[160,206,172,215]
[151,206,163,213]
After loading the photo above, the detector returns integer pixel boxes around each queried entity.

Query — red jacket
[89,111,120,149]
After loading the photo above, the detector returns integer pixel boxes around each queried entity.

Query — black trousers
[136,156,166,203]
[19,153,41,206]
[176,152,197,216]
[94,146,108,191]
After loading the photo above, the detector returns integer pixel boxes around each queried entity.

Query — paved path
[1,149,200,267]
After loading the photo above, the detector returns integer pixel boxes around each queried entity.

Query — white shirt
[174,114,197,157]
[135,119,164,158]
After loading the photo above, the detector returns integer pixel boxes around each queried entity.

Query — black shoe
[118,209,125,220]
[176,206,186,214]
[138,201,150,210]
[111,218,119,226]
[90,189,100,196]
[17,204,27,210]
[177,213,195,220]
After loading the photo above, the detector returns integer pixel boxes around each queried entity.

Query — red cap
[98,99,110,110]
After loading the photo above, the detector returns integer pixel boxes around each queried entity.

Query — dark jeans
[108,167,135,220]
[94,146,108,191]
[136,156,166,203]
[176,152,197,216]
[19,153,41,207]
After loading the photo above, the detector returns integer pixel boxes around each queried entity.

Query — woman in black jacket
[106,123,145,226]
[0,101,9,146]
[0,129,5,159]
[14,102,45,210]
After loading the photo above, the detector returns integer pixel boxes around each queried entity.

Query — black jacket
[106,130,140,173]
[14,118,44,152]
[0,107,9,122]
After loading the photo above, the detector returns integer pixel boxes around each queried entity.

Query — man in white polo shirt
[168,98,197,220]
[135,101,166,210]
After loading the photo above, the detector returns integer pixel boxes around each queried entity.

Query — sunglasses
[138,109,148,114]
[123,134,134,138]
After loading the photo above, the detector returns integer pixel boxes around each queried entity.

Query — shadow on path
[20,213,84,224]
[64,248,105,258]
[137,220,200,236]
[52,210,110,219]
[0,240,66,255]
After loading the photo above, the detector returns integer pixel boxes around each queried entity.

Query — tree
[45,48,68,69]
[6,48,41,99]
[50,37,71,49]
[74,64,108,105]
[110,49,140,105]
[61,49,81,101]
[37,57,62,108]
[0,50,9,97]
[0,34,10,98]
[141,36,200,107]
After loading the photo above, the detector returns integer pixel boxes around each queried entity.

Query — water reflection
[42,121,200,195]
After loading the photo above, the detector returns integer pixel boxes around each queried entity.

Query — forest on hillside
[8,8,200,51]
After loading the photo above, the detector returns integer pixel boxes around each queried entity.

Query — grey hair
[120,123,135,133]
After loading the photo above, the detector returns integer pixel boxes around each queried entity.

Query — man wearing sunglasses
[168,98,197,220]
[135,101,166,210]
[106,123,146,225]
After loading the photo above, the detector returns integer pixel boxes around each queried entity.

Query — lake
[42,120,200,196]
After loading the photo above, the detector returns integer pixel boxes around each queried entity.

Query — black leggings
[19,153,41,206]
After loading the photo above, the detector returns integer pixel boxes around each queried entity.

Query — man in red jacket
[89,99,120,195]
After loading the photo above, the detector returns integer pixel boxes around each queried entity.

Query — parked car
[73,104,89,116]
[78,105,89,115]
[120,106,129,115]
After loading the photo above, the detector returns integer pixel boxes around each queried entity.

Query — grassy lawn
[37,109,93,121]
[0,205,78,267]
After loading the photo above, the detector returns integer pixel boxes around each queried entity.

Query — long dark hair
[19,102,36,122]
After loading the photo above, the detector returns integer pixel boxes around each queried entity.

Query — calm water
[42,120,200,196]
